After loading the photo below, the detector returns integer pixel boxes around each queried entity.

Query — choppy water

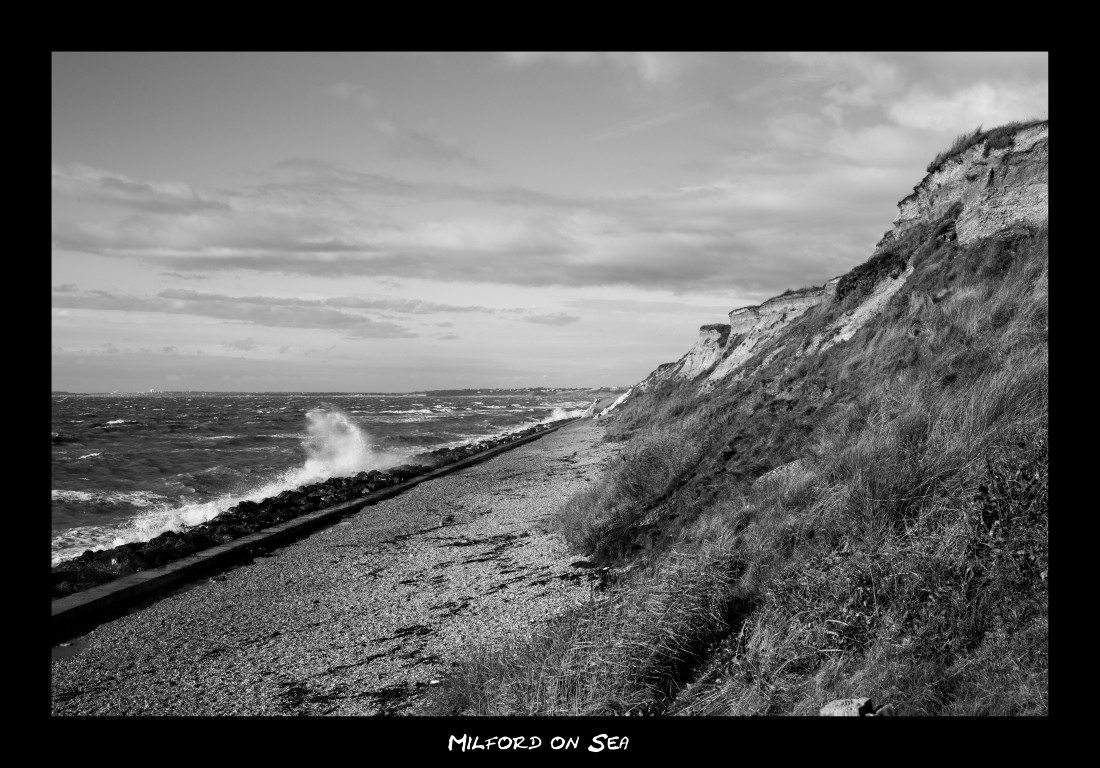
[51,392,592,565]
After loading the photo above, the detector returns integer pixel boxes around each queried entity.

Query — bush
[834,250,907,303]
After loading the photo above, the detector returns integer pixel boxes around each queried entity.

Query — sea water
[51,391,591,565]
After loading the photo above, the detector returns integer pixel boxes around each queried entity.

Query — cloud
[502,52,598,67]
[372,121,487,168]
[525,312,579,326]
[439,333,459,340]
[591,100,711,142]
[825,124,932,167]
[162,346,178,354]
[887,81,1049,134]
[278,345,291,354]
[324,82,376,109]
[501,52,698,86]
[52,288,417,339]
[323,294,502,314]
[224,338,257,351]
[103,342,119,354]
[154,289,506,315]
[777,52,904,112]
[566,298,734,315]
[263,157,577,209]
[160,272,211,281]
[50,153,906,296]
[52,283,77,292]
[52,162,227,213]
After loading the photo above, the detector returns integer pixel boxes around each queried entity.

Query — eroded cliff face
[884,122,1048,249]
[631,122,1048,394]
[675,325,731,379]
[707,289,831,383]
[637,325,728,388]
[637,286,838,389]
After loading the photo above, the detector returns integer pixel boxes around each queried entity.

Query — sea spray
[68,408,400,563]
[298,407,396,483]
[51,392,604,565]
[545,406,587,422]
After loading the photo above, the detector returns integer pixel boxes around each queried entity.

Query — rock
[52,419,563,600]
[820,698,874,716]
[819,698,896,716]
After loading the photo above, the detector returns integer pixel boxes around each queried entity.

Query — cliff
[437,120,1049,717]
[708,285,836,383]
[637,281,838,390]
[636,120,1048,392]
[884,121,1048,249]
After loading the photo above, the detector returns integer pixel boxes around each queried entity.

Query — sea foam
[52,407,402,565]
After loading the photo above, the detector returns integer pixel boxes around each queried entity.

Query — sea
[51,391,596,566]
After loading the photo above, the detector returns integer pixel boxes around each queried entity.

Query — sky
[51,52,1048,393]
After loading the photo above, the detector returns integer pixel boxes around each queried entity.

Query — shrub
[834,249,907,303]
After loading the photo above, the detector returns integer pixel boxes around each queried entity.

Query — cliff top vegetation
[925,119,1047,175]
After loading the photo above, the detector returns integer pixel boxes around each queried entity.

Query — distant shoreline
[52,387,630,397]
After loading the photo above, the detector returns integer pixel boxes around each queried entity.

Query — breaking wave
[51,408,402,565]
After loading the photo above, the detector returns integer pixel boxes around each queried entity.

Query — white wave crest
[53,408,406,564]
[544,406,586,423]
[51,489,166,507]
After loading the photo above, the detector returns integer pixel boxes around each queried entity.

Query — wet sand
[51,419,619,715]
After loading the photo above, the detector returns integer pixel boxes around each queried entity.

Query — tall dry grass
[431,537,748,715]
[433,223,1048,716]
[551,416,708,559]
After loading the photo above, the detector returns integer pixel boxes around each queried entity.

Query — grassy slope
[431,145,1048,717]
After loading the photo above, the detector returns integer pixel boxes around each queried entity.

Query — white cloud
[52,289,419,339]
[324,82,376,109]
[780,52,904,112]
[371,121,487,168]
[826,124,931,167]
[52,162,226,213]
[525,312,580,326]
[887,81,1048,133]
[591,100,710,142]
[501,52,698,86]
